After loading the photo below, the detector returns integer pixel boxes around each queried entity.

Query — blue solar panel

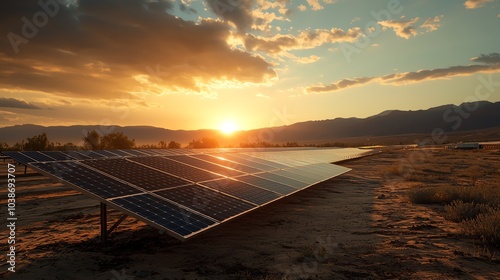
[30,161,142,199]
[191,154,262,173]
[82,158,191,191]
[111,194,217,238]
[154,185,255,221]
[20,151,56,162]
[39,151,75,161]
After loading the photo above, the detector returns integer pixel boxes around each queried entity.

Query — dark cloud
[205,0,255,33]
[470,53,500,65]
[307,55,500,93]
[0,97,41,109]
[0,0,275,99]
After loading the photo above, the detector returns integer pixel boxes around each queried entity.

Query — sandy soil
[0,149,499,279]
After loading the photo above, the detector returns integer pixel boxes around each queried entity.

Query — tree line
[0,130,364,151]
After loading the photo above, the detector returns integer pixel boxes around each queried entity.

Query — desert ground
[1,148,499,279]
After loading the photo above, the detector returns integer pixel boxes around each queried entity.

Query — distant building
[455,142,480,150]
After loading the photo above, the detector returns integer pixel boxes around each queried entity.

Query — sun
[219,120,238,135]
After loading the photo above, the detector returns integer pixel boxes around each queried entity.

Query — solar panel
[154,185,256,221]
[168,155,244,177]
[110,194,217,238]
[20,151,56,162]
[236,175,296,195]
[215,154,277,171]
[25,147,371,241]
[31,161,142,199]
[129,156,223,183]
[255,172,309,189]
[191,154,262,173]
[2,151,36,165]
[66,151,92,160]
[201,179,281,205]
[81,158,191,191]
[39,151,75,161]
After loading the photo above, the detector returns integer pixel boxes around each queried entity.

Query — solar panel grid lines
[39,151,76,161]
[200,178,282,205]
[81,158,192,191]
[232,154,290,169]
[271,169,321,185]
[153,184,257,222]
[110,193,219,239]
[255,172,309,189]
[66,151,93,160]
[235,175,297,195]
[191,154,263,173]
[29,161,143,199]
[129,156,224,183]
[216,154,278,171]
[2,151,38,165]
[20,151,57,162]
[167,155,245,177]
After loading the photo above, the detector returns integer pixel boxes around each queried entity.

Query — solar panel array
[2,148,376,241]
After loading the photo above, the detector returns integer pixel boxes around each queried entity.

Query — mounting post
[100,203,107,244]
[99,203,128,244]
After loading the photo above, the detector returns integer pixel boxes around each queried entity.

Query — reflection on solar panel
[25,147,376,241]
[111,194,217,238]
[31,161,142,199]
[191,154,262,173]
[154,185,255,221]
[82,158,191,191]
[201,179,281,205]
[129,156,223,183]
[168,155,245,177]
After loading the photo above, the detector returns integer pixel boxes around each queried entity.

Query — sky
[0,0,499,132]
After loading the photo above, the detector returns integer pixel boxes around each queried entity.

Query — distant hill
[241,101,500,143]
[1,101,499,146]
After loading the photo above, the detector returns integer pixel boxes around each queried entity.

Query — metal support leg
[100,203,107,244]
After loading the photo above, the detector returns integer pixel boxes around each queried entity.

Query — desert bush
[461,209,500,247]
[408,185,500,206]
[444,200,492,222]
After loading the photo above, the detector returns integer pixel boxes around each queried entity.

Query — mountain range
[1,101,499,146]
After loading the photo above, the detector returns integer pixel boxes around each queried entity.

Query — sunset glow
[219,120,238,135]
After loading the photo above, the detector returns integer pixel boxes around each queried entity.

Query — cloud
[464,0,494,9]
[470,53,500,64]
[298,4,307,11]
[0,97,41,109]
[206,0,255,32]
[421,15,442,32]
[244,27,362,54]
[0,0,275,100]
[307,77,374,93]
[306,0,324,11]
[307,54,500,93]
[378,16,443,39]
[378,17,420,39]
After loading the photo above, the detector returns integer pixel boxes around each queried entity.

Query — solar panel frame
[109,193,219,239]
[235,175,297,195]
[39,151,76,161]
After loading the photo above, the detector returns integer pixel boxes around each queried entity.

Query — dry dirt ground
[0,149,499,279]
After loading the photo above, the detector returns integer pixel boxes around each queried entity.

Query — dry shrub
[408,185,500,206]
[461,209,500,247]
[444,200,492,222]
